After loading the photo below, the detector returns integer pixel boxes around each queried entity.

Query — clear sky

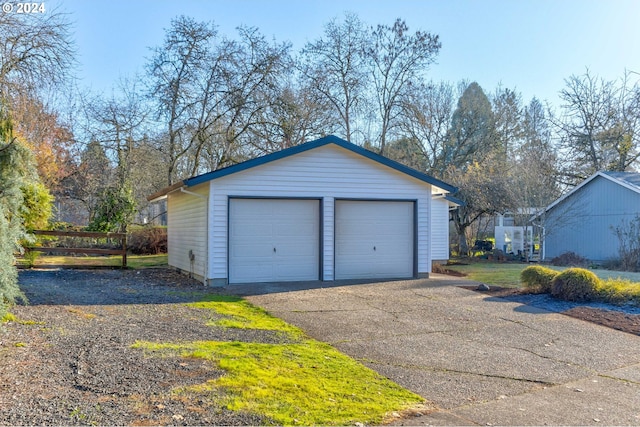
[49,0,640,108]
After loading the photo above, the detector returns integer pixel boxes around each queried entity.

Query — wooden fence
[28,230,128,267]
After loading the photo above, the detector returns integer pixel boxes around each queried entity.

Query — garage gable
[147,135,456,197]
[212,142,438,196]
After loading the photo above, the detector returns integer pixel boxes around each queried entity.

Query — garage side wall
[208,144,433,284]
[167,185,208,281]
[431,197,450,262]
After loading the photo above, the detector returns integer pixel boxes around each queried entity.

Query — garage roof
[148,135,457,201]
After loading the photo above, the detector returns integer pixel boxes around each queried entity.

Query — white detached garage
[148,135,457,285]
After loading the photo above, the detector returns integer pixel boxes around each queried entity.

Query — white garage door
[229,199,320,283]
[335,200,414,280]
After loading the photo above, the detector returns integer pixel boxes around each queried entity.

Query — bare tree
[85,78,151,187]
[514,98,559,206]
[146,16,216,185]
[0,9,75,100]
[553,70,640,183]
[398,80,456,173]
[203,26,291,170]
[148,19,291,179]
[247,82,335,153]
[299,13,367,143]
[366,19,440,155]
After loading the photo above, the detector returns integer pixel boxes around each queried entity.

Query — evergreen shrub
[550,268,601,302]
[520,265,559,293]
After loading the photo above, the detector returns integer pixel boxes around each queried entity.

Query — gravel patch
[0,268,279,426]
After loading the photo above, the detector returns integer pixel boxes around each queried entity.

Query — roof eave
[535,170,640,219]
[147,181,186,202]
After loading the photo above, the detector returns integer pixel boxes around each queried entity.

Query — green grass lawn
[135,295,426,425]
[17,253,168,269]
[443,263,528,288]
[444,261,640,290]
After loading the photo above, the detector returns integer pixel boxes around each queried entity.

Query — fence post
[122,234,127,268]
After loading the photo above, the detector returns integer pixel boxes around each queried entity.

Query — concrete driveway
[233,274,640,426]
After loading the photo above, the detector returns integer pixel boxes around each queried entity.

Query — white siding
[323,197,335,280]
[431,197,450,261]
[209,144,433,282]
[167,185,208,280]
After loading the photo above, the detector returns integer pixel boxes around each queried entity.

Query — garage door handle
[373,246,376,251]
[273,247,276,253]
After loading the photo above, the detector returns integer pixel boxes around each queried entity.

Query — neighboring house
[494,210,538,258]
[148,135,458,286]
[537,171,640,263]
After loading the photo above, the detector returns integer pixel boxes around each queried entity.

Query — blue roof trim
[444,194,465,206]
[184,135,457,192]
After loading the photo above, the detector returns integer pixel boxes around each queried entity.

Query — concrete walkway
[233,274,640,426]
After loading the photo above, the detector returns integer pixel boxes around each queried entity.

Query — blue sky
[50,0,640,107]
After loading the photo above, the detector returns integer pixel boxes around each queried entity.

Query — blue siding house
[540,171,640,262]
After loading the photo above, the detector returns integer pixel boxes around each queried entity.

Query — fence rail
[27,230,128,267]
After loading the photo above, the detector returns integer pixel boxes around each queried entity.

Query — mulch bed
[0,268,278,426]
[463,284,640,337]
[563,306,640,336]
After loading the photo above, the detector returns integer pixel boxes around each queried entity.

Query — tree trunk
[458,227,469,257]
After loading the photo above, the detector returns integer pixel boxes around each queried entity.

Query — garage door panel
[274,221,316,237]
[233,265,274,283]
[232,223,272,237]
[335,239,373,252]
[230,243,273,258]
[382,221,413,235]
[335,200,414,280]
[275,258,317,278]
[276,244,317,257]
[229,199,320,283]
[340,222,377,236]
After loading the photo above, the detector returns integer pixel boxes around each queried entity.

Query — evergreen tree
[442,82,510,255]
[0,103,31,319]
[441,82,497,169]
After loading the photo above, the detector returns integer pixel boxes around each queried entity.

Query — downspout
[180,187,209,286]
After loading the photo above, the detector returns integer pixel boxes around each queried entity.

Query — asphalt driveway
[232,274,640,426]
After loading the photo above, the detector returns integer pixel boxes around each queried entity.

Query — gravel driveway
[0,268,275,426]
